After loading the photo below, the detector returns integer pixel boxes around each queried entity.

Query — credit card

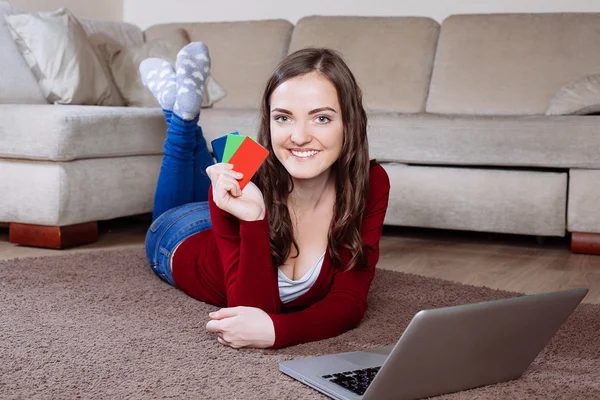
[222,134,246,163]
[227,137,269,189]
[210,131,239,163]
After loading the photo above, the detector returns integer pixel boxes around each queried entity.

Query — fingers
[217,333,231,344]
[207,163,244,206]
[213,174,243,206]
[217,174,242,196]
[207,311,245,349]
[206,319,224,333]
[205,311,237,332]
[207,320,234,346]
[206,162,233,178]
[209,307,242,320]
[211,168,241,182]
[217,334,243,349]
[206,163,243,183]
[217,336,230,346]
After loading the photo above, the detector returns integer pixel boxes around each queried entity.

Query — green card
[222,134,246,163]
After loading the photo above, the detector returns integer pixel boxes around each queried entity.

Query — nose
[290,122,311,146]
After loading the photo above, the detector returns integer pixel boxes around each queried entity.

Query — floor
[1,217,599,303]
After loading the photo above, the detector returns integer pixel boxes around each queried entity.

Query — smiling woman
[257,49,375,274]
[143,45,390,349]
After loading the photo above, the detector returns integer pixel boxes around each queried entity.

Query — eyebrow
[271,107,337,115]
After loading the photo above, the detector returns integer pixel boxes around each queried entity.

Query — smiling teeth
[291,150,319,158]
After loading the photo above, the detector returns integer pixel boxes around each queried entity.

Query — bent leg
[152,114,198,220]
[172,42,214,202]
[141,42,213,220]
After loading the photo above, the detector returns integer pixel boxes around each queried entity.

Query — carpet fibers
[1,248,599,399]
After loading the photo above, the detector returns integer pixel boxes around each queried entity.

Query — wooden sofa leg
[571,232,600,255]
[9,222,98,249]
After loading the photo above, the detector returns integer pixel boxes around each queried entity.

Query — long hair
[254,48,370,271]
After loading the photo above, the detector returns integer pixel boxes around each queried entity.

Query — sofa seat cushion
[0,105,259,161]
[368,113,600,169]
[0,155,161,226]
[568,169,600,233]
[0,105,166,161]
[383,163,566,236]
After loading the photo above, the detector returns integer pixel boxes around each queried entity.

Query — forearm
[209,192,280,313]
[269,294,367,348]
[225,217,280,312]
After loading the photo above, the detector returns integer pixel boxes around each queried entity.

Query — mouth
[289,149,320,160]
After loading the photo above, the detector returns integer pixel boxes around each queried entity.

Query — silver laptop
[279,288,588,400]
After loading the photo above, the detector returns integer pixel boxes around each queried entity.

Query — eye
[316,115,331,124]
[274,115,289,123]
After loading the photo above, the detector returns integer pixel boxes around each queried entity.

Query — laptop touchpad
[336,346,391,367]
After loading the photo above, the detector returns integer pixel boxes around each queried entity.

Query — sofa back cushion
[79,18,144,49]
[0,1,47,104]
[5,8,125,106]
[426,13,600,115]
[145,20,293,109]
[288,16,439,113]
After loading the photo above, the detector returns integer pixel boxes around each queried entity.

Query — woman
[143,43,390,349]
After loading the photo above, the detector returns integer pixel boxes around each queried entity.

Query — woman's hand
[206,163,266,221]
[205,306,275,349]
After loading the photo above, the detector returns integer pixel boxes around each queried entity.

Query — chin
[284,164,330,181]
[289,171,320,180]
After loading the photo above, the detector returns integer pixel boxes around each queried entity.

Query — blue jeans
[145,202,212,286]
[145,110,215,286]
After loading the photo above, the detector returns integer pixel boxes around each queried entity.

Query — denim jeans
[145,201,212,286]
[145,110,215,286]
[151,111,214,221]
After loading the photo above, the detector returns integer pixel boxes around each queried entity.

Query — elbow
[341,300,368,333]
[349,308,367,330]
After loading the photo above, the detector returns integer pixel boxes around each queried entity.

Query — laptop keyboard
[321,366,381,396]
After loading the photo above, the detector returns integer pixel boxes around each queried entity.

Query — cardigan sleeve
[208,186,281,314]
[268,164,390,348]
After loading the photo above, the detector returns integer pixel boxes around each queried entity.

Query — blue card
[211,131,239,163]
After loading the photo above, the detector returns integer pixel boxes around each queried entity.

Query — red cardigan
[172,162,390,348]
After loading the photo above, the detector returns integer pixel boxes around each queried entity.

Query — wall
[11,0,123,20]
[124,0,600,29]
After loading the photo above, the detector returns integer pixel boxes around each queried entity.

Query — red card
[227,137,269,189]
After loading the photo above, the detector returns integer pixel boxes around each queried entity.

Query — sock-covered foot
[173,42,211,120]
[139,58,177,111]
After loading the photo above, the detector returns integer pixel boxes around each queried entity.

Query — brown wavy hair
[254,48,370,271]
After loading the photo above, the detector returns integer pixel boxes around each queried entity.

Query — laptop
[279,288,588,400]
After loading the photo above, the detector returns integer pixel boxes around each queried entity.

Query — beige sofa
[1,6,600,253]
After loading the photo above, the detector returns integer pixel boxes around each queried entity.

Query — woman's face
[269,72,343,182]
